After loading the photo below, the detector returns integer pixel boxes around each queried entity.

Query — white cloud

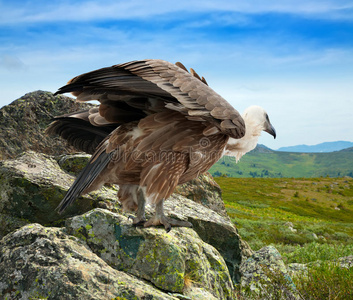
[1,43,352,148]
[0,54,27,71]
[1,0,353,25]
[1,0,352,148]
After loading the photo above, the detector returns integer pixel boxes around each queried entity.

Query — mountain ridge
[277,141,353,153]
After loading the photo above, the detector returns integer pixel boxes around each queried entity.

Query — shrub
[238,262,353,300]
[293,262,353,300]
[283,242,353,264]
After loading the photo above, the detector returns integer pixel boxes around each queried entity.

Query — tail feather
[57,151,113,213]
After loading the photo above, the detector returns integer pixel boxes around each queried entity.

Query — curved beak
[265,123,276,139]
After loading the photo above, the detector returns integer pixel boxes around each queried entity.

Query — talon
[128,215,146,226]
[143,215,192,232]
[143,200,193,232]
[165,224,172,233]
[134,219,146,227]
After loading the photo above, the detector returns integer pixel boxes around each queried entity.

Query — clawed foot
[128,215,146,226]
[143,215,193,232]
[128,215,192,232]
[128,196,192,232]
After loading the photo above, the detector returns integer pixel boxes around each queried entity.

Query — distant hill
[209,150,353,178]
[250,144,275,153]
[211,143,353,178]
[339,147,353,152]
[277,141,353,153]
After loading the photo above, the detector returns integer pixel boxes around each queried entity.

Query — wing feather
[54,59,245,139]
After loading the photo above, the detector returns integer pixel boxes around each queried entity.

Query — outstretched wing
[54,59,245,139]
[46,109,118,154]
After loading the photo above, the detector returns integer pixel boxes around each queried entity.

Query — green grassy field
[215,177,353,259]
[210,151,353,178]
[216,176,353,299]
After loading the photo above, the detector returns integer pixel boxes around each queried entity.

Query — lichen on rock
[0,151,121,238]
[0,223,178,300]
[58,153,91,175]
[240,245,299,299]
[0,91,95,160]
[65,208,235,299]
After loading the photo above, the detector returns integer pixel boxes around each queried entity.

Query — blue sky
[1,0,353,149]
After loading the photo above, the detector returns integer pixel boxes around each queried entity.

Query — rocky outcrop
[0,151,254,299]
[175,172,228,218]
[65,208,234,298]
[0,90,94,160]
[0,223,179,300]
[240,246,299,299]
[0,151,120,239]
[0,91,298,299]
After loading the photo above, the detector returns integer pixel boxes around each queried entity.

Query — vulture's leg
[144,200,193,232]
[130,188,146,226]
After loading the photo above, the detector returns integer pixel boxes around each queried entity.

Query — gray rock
[58,153,91,175]
[175,172,227,217]
[337,255,353,269]
[0,90,95,160]
[287,263,308,276]
[0,223,178,300]
[65,208,235,299]
[240,245,299,299]
[284,221,297,233]
[162,194,253,284]
[284,222,294,228]
[0,151,120,238]
[288,255,353,276]
[311,232,319,240]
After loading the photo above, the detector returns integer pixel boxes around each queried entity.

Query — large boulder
[240,246,299,299]
[0,90,94,160]
[0,223,178,300]
[0,151,120,238]
[65,208,234,298]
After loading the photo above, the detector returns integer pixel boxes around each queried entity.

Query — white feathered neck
[224,107,264,162]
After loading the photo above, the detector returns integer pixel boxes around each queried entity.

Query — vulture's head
[242,105,276,139]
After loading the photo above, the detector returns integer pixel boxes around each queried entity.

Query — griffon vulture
[47,59,276,231]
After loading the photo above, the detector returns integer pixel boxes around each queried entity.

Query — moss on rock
[0,223,177,300]
[65,208,235,298]
[0,151,121,238]
[58,153,91,175]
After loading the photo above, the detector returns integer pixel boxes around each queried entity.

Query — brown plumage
[47,59,276,231]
